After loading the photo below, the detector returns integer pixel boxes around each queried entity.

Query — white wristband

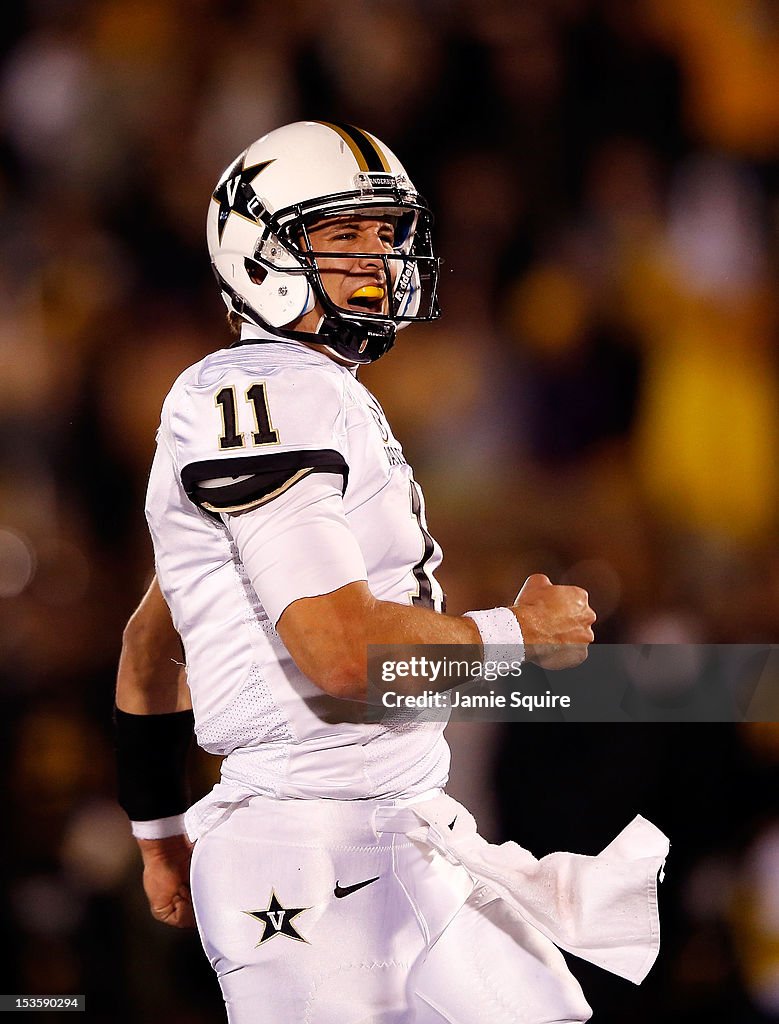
[463,607,525,667]
[130,814,187,840]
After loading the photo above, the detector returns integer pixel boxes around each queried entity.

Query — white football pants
[189,794,592,1024]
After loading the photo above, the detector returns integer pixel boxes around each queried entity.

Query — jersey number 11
[215,383,280,450]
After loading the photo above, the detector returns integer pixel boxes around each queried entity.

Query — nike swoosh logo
[334,876,380,899]
[448,816,457,830]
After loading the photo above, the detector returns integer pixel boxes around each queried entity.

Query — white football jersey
[145,327,449,800]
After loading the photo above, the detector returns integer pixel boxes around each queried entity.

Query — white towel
[404,793,669,985]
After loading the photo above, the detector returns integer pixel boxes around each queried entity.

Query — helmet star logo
[243,890,310,946]
[212,155,275,243]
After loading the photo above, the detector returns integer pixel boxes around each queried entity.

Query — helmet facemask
[237,184,440,364]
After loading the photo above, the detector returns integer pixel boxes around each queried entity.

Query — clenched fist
[138,834,196,929]
[512,574,596,670]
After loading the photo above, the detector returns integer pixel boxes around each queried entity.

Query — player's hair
[227,311,242,337]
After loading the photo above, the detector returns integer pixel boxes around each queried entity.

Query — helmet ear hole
[244,259,268,286]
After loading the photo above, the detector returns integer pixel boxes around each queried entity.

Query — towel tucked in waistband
[376,792,669,985]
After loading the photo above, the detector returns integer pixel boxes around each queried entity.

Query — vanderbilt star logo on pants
[243,890,310,946]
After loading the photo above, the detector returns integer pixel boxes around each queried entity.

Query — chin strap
[216,266,397,364]
[318,315,396,365]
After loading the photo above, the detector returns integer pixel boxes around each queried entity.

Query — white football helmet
[207,120,440,364]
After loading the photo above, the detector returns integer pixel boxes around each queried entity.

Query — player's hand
[512,574,595,670]
[137,834,196,929]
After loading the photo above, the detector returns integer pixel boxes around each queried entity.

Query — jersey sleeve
[164,363,349,512]
[224,471,368,624]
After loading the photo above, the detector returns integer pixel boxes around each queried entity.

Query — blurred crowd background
[1,0,778,1020]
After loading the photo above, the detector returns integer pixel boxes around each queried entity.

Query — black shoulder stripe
[190,467,315,511]
[181,449,348,511]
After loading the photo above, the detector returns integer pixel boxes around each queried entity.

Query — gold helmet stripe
[316,121,391,173]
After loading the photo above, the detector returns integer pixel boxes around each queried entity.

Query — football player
[116,121,667,1023]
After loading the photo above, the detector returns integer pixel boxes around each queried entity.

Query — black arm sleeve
[115,707,194,821]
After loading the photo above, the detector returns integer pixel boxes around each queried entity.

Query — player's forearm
[116,575,190,714]
[365,594,482,646]
[136,833,192,863]
[278,582,482,699]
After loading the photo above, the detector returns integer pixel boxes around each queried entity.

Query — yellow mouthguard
[350,285,385,300]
